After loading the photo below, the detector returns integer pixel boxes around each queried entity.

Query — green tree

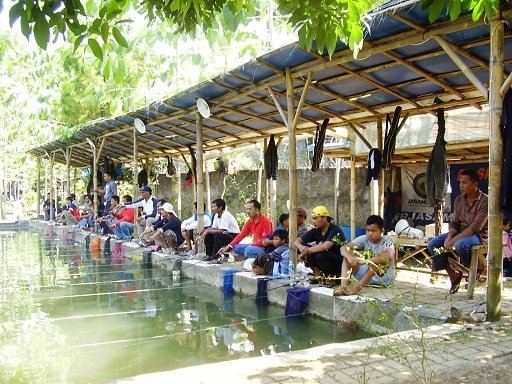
[3,0,503,61]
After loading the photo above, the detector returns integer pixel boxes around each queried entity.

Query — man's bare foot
[333,287,349,296]
[344,283,362,295]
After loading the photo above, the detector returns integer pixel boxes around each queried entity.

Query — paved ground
[113,268,512,384]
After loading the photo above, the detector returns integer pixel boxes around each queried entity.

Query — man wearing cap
[147,202,184,251]
[125,185,158,236]
[297,208,309,237]
[218,199,273,260]
[294,205,346,285]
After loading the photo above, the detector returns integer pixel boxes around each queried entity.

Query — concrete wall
[156,167,370,227]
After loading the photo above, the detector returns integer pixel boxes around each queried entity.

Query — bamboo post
[196,113,205,236]
[334,157,341,223]
[263,138,270,216]
[177,167,182,218]
[377,118,384,217]
[133,126,139,197]
[350,154,356,241]
[65,148,71,196]
[73,168,77,195]
[286,67,298,265]
[36,156,41,219]
[205,166,211,211]
[92,147,98,220]
[257,146,263,203]
[49,154,55,221]
[270,179,277,225]
[487,14,505,322]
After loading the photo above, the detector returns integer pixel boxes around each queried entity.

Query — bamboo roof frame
[28,2,512,168]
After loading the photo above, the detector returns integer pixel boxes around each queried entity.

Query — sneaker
[185,249,195,257]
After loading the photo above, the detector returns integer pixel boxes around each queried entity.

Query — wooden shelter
[28,0,512,320]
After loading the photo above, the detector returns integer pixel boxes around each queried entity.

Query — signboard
[401,166,451,213]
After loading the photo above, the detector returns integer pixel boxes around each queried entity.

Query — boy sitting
[252,229,289,276]
[334,215,395,296]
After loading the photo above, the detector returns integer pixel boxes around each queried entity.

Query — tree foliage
[3,0,504,62]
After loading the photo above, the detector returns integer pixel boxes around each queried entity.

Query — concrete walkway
[112,268,512,384]
[28,222,512,383]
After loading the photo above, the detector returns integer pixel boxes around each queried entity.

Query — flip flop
[450,271,463,294]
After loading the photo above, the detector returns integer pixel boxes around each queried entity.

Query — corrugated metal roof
[28,0,512,167]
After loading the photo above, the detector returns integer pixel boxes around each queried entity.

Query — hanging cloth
[264,134,278,180]
[382,106,402,170]
[502,89,512,212]
[426,108,449,207]
[311,118,329,172]
[365,148,382,186]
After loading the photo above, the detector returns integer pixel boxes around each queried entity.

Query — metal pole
[487,14,505,322]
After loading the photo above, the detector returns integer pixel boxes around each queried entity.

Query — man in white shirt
[181,202,212,252]
[198,198,240,261]
[125,185,158,236]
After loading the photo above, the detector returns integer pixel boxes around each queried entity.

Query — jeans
[427,232,482,271]
[233,244,265,259]
[114,222,134,240]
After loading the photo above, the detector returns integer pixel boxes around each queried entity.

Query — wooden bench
[447,244,487,300]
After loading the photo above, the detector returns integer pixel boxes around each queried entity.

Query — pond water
[0,231,370,383]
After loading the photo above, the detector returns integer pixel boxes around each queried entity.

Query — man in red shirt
[109,196,136,240]
[218,199,273,259]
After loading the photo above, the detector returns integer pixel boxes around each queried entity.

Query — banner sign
[401,166,451,213]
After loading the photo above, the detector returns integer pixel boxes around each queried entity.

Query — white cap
[162,202,177,216]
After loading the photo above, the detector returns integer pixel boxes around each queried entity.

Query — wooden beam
[286,67,298,268]
[292,72,313,129]
[348,124,372,149]
[267,86,288,126]
[499,71,512,97]
[434,36,488,100]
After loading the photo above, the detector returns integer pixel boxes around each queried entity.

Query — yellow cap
[311,205,331,218]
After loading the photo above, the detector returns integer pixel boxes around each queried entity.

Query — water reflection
[0,231,370,383]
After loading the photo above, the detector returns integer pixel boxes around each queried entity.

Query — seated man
[294,206,345,286]
[147,203,184,252]
[181,202,212,252]
[125,186,158,237]
[56,196,80,225]
[334,215,395,296]
[138,199,166,246]
[199,198,240,261]
[77,194,95,229]
[427,169,488,294]
[109,198,136,240]
[297,208,309,237]
[218,199,273,260]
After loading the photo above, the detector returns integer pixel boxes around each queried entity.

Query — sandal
[320,279,337,288]
[450,271,463,294]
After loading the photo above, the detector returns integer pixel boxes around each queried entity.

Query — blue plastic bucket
[285,286,310,317]
[223,269,239,295]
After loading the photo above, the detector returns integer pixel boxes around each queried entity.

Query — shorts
[352,264,395,287]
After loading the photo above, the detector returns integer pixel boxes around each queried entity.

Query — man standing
[294,206,345,285]
[94,171,117,214]
[200,198,240,261]
[218,199,272,260]
[43,193,51,221]
[427,169,488,294]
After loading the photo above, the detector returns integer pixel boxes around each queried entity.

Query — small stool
[447,245,487,299]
